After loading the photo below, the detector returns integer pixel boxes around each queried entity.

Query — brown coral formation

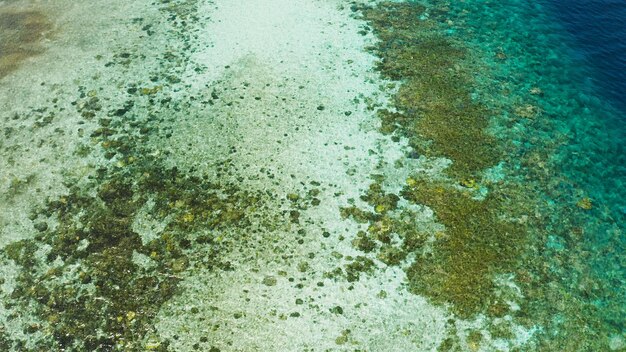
[0,9,53,79]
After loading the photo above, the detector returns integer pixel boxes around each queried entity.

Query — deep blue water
[547,0,626,115]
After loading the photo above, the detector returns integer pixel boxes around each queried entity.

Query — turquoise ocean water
[446,0,625,341]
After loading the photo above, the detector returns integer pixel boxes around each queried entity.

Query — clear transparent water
[0,0,624,350]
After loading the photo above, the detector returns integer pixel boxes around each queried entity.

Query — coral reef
[350,1,625,350]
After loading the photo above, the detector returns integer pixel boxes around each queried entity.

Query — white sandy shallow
[150,0,455,350]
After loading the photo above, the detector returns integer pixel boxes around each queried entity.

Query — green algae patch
[340,175,526,318]
[345,256,376,283]
[3,184,177,351]
[401,178,524,318]
[0,145,275,350]
[360,2,501,178]
[353,1,514,318]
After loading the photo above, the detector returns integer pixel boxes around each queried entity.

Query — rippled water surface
[548,0,626,113]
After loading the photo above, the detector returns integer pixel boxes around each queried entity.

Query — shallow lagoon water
[0,0,623,351]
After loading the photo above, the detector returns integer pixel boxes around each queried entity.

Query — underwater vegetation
[1,134,273,350]
[350,1,625,350]
[356,0,522,318]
